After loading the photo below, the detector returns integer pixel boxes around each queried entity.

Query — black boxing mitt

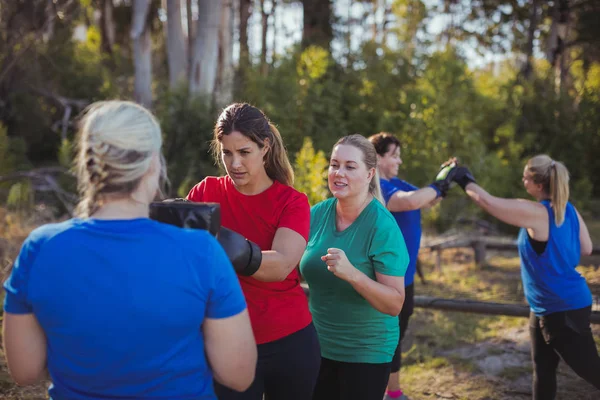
[217,227,262,276]
[452,166,477,191]
[149,198,221,236]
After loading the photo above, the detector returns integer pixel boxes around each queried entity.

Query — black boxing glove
[149,199,221,236]
[428,162,458,197]
[217,227,262,276]
[452,166,477,190]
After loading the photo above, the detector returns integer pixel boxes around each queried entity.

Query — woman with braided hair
[2,100,257,399]
[452,155,600,399]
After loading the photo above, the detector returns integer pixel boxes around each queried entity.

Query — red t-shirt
[187,176,312,344]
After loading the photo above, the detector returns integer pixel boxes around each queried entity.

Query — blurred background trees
[1,0,599,232]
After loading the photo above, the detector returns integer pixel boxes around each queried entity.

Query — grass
[395,250,600,400]
[0,209,599,399]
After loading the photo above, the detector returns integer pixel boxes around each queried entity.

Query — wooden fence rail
[420,235,600,269]
[300,284,600,324]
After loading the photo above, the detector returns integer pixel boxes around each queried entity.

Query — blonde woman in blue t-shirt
[2,101,257,399]
[299,134,409,400]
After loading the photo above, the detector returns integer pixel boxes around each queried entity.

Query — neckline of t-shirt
[329,197,377,236]
[225,175,280,198]
[79,217,152,227]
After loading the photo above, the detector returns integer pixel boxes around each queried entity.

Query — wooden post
[473,240,486,267]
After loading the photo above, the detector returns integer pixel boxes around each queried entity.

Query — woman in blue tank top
[450,154,599,399]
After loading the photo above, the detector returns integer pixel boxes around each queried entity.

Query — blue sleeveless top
[517,200,592,316]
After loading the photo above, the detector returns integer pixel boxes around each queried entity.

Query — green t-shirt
[299,197,409,363]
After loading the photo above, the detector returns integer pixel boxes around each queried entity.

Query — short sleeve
[205,237,247,319]
[3,235,39,314]
[369,213,409,277]
[186,179,207,202]
[380,180,401,206]
[278,192,310,242]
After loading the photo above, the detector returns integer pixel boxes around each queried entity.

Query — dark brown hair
[368,132,401,156]
[211,103,294,186]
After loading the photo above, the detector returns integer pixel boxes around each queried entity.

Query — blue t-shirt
[3,218,247,400]
[380,178,421,286]
[517,200,592,316]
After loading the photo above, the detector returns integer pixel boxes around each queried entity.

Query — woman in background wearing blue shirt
[452,155,599,399]
[2,100,257,399]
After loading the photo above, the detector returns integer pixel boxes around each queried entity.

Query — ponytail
[527,155,570,226]
[266,123,294,186]
[370,168,385,205]
[549,161,569,226]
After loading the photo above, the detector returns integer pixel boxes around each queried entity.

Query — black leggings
[530,306,600,399]
[214,323,321,400]
[312,357,391,400]
[391,283,414,372]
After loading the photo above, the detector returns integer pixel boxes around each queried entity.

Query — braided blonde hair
[75,101,165,217]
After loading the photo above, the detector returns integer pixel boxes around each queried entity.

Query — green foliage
[154,86,219,197]
[7,181,33,213]
[1,0,599,228]
[0,123,15,176]
[58,139,73,170]
[293,137,329,206]
[0,123,31,179]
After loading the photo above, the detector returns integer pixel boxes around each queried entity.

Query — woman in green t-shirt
[299,134,410,400]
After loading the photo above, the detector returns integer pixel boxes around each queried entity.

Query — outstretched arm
[464,182,548,231]
[253,228,307,282]
[386,187,439,212]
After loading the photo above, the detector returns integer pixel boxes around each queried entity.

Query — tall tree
[301,0,333,50]
[100,0,116,55]
[215,0,235,106]
[259,0,270,76]
[236,0,252,96]
[131,0,153,108]
[166,0,187,88]
[189,0,222,98]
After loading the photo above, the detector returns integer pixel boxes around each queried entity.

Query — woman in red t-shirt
[187,103,320,400]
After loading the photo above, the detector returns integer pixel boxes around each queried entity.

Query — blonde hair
[333,134,384,204]
[526,154,570,226]
[75,101,165,217]
[211,103,294,186]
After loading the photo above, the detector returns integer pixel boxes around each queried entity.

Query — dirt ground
[396,249,600,400]
[0,228,599,399]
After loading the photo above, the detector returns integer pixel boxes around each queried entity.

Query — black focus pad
[149,199,221,236]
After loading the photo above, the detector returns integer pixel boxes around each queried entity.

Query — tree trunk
[238,0,252,74]
[372,0,379,43]
[521,0,538,80]
[215,0,235,106]
[546,0,571,94]
[271,0,278,66]
[131,0,153,108]
[100,0,115,54]
[189,0,222,98]
[301,0,333,50]
[43,0,56,43]
[166,0,187,88]
[186,0,194,84]
[260,0,269,76]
